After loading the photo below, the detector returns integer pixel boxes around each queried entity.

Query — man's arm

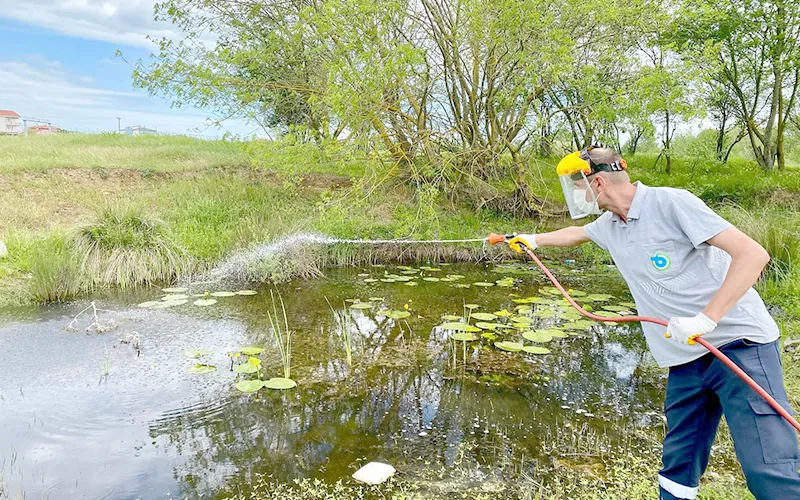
[702,227,770,323]
[536,226,592,247]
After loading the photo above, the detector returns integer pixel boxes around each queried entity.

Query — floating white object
[0,241,6,259]
[352,462,396,485]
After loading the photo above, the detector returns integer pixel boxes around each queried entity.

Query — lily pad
[522,346,551,355]
[370,264,385,268]
[350,302,373,309]
[515,306,533,314]
[138,301,161,308]
[380,279,397,283]
[162,287,188,293]
[404,281,419,287]
[522,331,553,343]
[357,273,370,277]
[603,305,631,312]
[386,310,411,320]
[495,341,524,352]
[394,276,414,282]
[183,349,213,358]
[422,277,441,282]
[364,278,378,283]
[481,332,497,340]
[397,265,414,271]
[235,380,265,393]
[440,322,471,331]
[401,270,419,275]
[510,316,533,324]
[193,299,217,306]
[447,274,465,279]
[188,364,216,374]
[235,290,258,296]
[452,284,471,288]
[620,301,637,308]
[376,309,391,316]
[494,309,512,317]
[475,322,507,331]
[442,314,462,321]
[584,294,614,302]
[594,310,622,318]
[562,320,597,330]
[263,377,297,390]
[368,297,385,302]
[239,347,265,355]
[235,363,258,374]
[451,332,478,341]
[152,300,187,309]
[473,282,495,287]
[470,312,497,321]
[543,328,569,338]
[464,304,480,310]
[210,291,236,297]
[567,290,587,297]
[162,294,190,301]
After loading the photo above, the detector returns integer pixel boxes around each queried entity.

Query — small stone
[560,405,570,409]
[418,431,428,437]
[352,462,396,485]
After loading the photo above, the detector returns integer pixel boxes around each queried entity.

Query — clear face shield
[559,171,601,219]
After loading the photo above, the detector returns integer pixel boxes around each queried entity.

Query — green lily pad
[422,277,440,282]
[451,332,478,341]
[594,310,622,318]
[442,314,462,321]
[562,320,597,330]
[584,294,614,302]
[510,316,533,324]
[263,377,297,390]
[515,305,533,314]
[473,282,495,287]
[235,363,258,374]
[350,302,373,309]
[210,291,236,297]
[397,265,414,271]
[188,364,216,374]
[568,290,587,297]
[470,312,497,321]
[440,322,471,331]
[376,309,391,316]
[162,287,188,293]
[481,332,497,340]
[235,290,258,296]
[345,298,360,303]
[363,278,378,283]
[235,380,265,393]
[239,347,264,355]
[447,274,465,279]
[183,349,213,358]
[401,270,419,275]
[522,331,553,343]
[495,341,524,352]
[522,346,550,355]
[368,297,385,302]
[380,279,396,283]
[387,310,411,320]
[152,300,187,309]
[162,294,190,301]
[453,284,471,288]
[193,299,217,306]
[404,281,418,287]
[370,264,385,268]
[138,301,161,308]
[620,301,637,308]
[544,328,569,338]
[494,310,512,317]
[420,266,442,271]
[394,276,414,282]
[357,273,370,277]
[512,298,536,304]
[475,322,507,331]
[464,304,480,310]
[602,305,631,312]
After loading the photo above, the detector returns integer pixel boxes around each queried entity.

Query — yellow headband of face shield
[556,151,592,177]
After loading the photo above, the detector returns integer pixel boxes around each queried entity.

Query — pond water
[0,261,668,499]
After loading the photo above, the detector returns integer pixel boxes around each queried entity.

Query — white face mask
[572,188,599,214]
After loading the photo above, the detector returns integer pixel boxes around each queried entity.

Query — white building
[0,110,21,135]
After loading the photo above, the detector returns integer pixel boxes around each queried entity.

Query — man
[508,147,800,499]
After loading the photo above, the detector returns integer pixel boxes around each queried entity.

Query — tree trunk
[664,110,672,174]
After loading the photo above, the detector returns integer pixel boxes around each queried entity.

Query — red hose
[495,236,800,433]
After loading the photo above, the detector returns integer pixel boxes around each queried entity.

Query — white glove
[665,313,717,345]
[508,234,537,254]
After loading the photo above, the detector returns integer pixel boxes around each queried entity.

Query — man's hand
[665,313,717,344]
[508,234,537,254]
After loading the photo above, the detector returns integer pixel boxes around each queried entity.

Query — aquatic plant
[326,296,354,367]
[267,289,293,380]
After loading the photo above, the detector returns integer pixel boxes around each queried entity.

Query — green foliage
[72,207,190,288]
[29,234,83,302]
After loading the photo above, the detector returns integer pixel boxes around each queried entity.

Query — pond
[0,261,669,499]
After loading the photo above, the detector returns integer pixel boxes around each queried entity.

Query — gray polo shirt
[584,182,779,368]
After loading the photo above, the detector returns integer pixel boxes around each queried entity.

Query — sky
[0,1,257,137]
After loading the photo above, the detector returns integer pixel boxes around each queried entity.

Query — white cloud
[0,59,257,137]
[0,1,173,48]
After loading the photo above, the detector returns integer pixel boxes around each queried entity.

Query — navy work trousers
[659,339,800,499]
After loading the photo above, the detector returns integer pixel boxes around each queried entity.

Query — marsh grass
[325,297,354,367]
[72,207,190,288]
[267,289,293,379]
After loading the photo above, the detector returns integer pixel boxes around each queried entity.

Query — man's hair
[589,148,630,184]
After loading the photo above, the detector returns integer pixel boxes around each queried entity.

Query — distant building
[28,124,62,135]
[0,110,21,135]
[124,125,158,136]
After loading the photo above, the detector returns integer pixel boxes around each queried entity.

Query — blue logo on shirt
[651,252,672,271]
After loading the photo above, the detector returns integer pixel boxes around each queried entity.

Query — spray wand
[487,233,800,433]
